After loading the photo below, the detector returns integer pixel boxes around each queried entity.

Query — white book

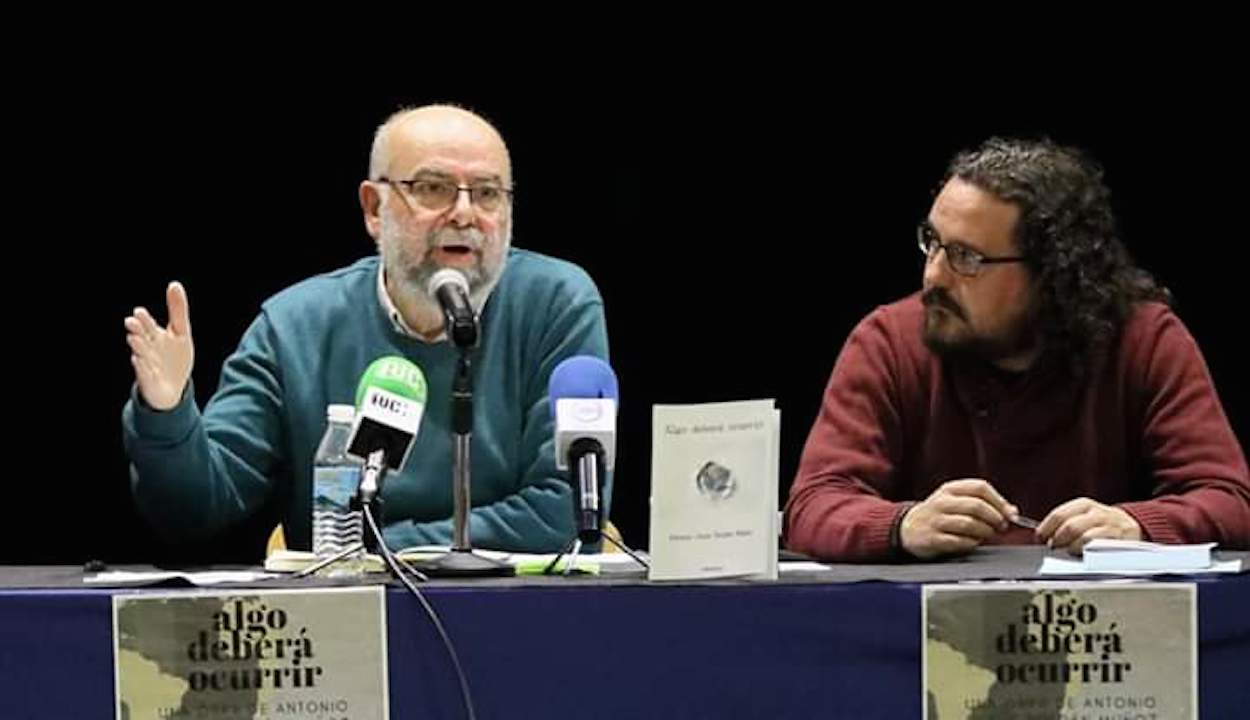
[648,400,779,581]
[1081,539,1215,571]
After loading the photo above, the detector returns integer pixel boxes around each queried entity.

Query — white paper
[1039,557,1242,575]
[263,547,643,574]
[780,561,835,574]
[86,570,278,586]
[510,552,647,569]
[1078,539,1217,571]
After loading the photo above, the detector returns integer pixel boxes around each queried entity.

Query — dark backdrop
[6,68,1245,564]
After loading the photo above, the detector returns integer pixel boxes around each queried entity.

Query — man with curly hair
[785,137,1250,561]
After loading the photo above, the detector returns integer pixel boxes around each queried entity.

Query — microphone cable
[363,504,477,720]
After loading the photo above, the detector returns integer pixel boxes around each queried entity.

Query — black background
[6,54,1245,564]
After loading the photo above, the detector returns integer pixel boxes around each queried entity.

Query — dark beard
[921,298,1039,366]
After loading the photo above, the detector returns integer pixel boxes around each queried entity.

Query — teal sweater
[123,249,610,553]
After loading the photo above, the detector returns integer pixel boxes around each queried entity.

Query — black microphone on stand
[544,355,648,574]
[549,356,619,544]
[415,269,510,578]
[347,359,425,491]
[346,357,427,551]
[427,268,478,348]
[298,356,425,575]
[308,357,481,720]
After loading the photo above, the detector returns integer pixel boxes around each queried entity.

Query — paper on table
[263,547,646,574]
[1081,539,1216,571]
[1039,557,1241,576]
[85,570,279,586]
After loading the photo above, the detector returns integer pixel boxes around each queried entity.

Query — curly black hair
[946,137,1170,376]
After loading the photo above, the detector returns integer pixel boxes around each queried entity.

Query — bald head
[368,105,512,185]
[360,104,515,335]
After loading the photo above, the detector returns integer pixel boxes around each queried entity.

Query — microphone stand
[417,345,513,577]
[543,531,651,576]
[298,449,429,582]
[543,448,650,576]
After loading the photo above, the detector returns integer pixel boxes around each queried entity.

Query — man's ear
[359,181,383,241]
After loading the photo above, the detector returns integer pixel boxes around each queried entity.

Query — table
[2,548,1246,718]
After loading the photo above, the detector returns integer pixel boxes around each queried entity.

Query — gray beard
[380,223,511,315]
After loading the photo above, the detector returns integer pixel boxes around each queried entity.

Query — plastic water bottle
[312,404,365,575]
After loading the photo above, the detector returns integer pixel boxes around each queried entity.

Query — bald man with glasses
[123,105,610,555]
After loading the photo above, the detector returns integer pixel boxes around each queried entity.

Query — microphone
[347,356,428,504]
[427,268,478,348]
[548,355,618,543]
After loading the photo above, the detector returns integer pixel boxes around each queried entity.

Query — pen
[1010,515,1039,530]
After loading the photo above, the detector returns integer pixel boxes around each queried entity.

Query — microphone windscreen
[548,356,619,417]
[427,268,470,297]
[354,356,428,408]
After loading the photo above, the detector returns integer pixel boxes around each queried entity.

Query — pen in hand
[1009,514,1039,530]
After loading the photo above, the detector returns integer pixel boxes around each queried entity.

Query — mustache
[429,227,485,250]
[922,287,965,319]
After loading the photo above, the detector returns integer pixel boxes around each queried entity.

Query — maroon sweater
[785,294,1250,561]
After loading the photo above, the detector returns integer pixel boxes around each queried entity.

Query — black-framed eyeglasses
[377,177,513,213]
[917,223,1027,277]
